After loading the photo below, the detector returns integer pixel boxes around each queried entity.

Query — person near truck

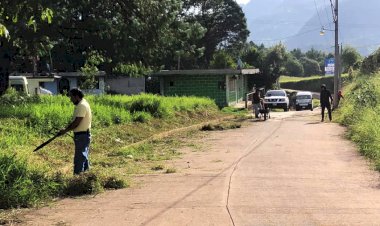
[252,89,262,118]
[320,84,333,122]
[59,88,92,174]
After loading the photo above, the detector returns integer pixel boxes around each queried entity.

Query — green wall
[162,74,249,107]
[162,74,227,107]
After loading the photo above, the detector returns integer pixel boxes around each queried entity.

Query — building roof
[152,69,260,76]
[57,71,106,77]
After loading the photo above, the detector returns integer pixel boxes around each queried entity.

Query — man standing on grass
[320,84,333,122]
[59,88,92,175]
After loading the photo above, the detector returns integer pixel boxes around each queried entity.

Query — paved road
[22,110,380,226]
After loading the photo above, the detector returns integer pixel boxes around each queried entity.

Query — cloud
[236,0,251,5]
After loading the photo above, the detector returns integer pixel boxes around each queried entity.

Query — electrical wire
[329,0,336,22]
[323,0,333,30]
[313,0,324,28]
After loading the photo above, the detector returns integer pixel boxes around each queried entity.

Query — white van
[9,76,30,95]
[295,91,313,111]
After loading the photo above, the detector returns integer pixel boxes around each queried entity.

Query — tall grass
[0,92,219,208]
[336,73,380,170]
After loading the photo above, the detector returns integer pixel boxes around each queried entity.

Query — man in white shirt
[59,88,92,174]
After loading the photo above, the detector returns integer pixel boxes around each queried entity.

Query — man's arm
[59,117,83,135]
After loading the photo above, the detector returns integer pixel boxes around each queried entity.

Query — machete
[33,133,62,152]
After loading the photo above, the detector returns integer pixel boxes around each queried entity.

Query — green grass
[0,92,223,209]
[336,73,380,171]
[313,99,320,108]
[280,75,331,83]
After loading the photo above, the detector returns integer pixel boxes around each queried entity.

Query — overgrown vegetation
[0,92,221,209]
[336,73,380,171]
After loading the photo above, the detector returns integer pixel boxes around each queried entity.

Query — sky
[236,0,251,5]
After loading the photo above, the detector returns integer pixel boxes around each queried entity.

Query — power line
[323,0,333,30]
[313,0,324,28]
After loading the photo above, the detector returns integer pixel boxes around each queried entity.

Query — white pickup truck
[9,76,29,95]
[263,89,290,112]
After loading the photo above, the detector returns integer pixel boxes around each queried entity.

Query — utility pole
[333,0,340,108]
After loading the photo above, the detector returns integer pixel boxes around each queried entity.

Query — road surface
[21,110,380,226]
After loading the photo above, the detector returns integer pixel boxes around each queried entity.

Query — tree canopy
[0,0,249,94]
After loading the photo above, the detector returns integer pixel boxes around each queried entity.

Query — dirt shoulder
[16,110,380,225]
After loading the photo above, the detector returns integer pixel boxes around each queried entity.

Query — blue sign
[324,58,335,75]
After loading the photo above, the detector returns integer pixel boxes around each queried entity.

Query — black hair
[69,88,84,98]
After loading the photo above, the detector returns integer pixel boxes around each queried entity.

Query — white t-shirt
[73,99,92,132]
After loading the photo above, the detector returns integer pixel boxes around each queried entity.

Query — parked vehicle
[263,89,289,111]
[295,91,313,111]
[9,76,29,95]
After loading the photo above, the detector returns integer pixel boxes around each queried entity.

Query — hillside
[242,0,380,55]
[286,0,380,55]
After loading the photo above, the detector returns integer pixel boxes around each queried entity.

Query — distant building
[151,69,260,107]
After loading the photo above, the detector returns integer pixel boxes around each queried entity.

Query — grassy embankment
[280,74,349,108]
[0,91,233,209]
[280,74,348,93]
[335,72,380,171]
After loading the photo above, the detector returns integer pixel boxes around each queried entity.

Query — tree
[305,48,325,63]
[300,57,321,76]
[342,46,362,71]
[182,0,249,67]
[0,1,53,94]
[290,48,304,60]
[210,50,236,69]
[241,42,265,69]
[263,43,288,87]
[285,57,304,77]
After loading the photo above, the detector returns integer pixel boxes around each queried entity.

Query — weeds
[151,165,165,171]
[201,121,242,131]
[165,168,177,174]
[336,73,380,171]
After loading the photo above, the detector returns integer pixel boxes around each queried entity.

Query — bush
[64,172,103,196]
[0,88,41,106]
[285,58,304,77]
[300,57,321,76]
[132,111,152,123]
[0,153,61,208]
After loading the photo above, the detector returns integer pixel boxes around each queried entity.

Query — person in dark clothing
[320,84,333,122]
[252,89,262,118]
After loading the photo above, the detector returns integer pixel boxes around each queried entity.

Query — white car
[295,91,313,111]
[264,90,290,112]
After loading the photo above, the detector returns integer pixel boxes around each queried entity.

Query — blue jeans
[73,132,91,175]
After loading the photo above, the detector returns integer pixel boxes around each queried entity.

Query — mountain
[286,0,380,55]
[242,0,380,55]
[242,0,316,45]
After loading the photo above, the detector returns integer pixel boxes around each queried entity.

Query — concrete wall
[106,77,145,95]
